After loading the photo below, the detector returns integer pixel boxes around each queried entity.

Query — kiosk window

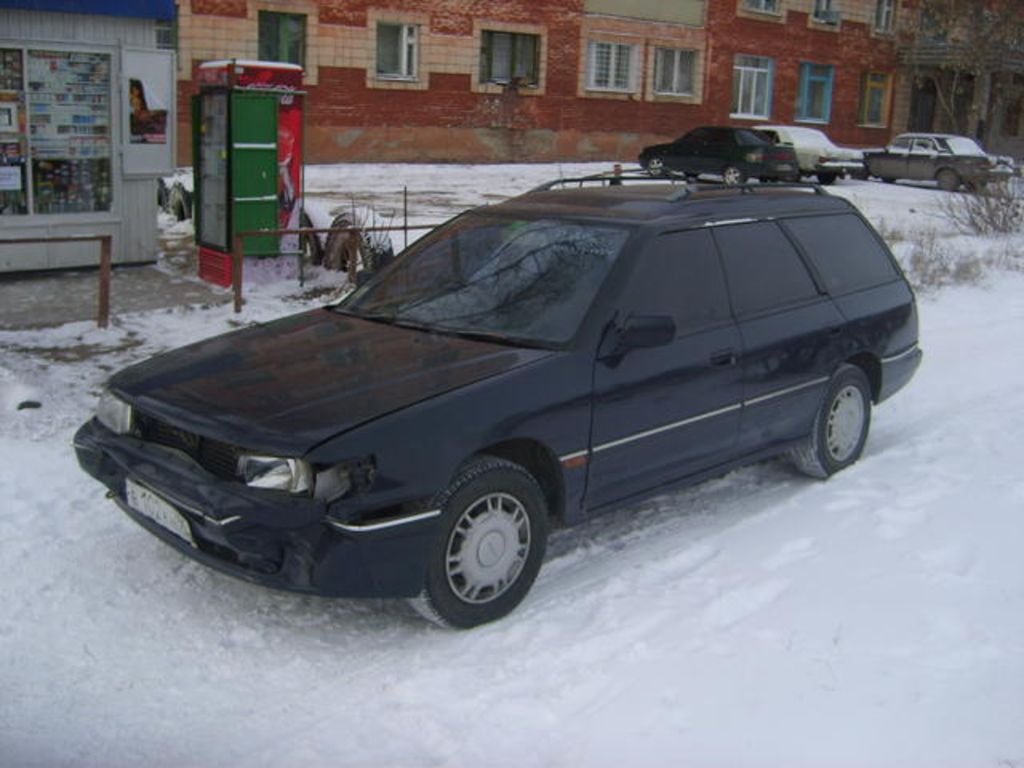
[26,50,112,214]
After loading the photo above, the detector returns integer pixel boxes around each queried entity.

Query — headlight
[96,390,133,435]
[237,454,312,494]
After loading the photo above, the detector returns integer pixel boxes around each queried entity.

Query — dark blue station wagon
[75,179,921,627]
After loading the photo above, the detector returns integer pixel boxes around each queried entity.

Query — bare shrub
[873,218,906,246]
[940,181,1023,236]
[903,231,984,290]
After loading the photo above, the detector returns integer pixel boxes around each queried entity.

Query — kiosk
[0,2,176,272]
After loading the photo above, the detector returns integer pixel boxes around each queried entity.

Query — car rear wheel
[936,168,961,192]
[789,365,872,479]
[411,456,548,628]
[722,166,746,185]
[816,172,838,185]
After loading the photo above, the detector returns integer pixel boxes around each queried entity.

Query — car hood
[110,309,553,454]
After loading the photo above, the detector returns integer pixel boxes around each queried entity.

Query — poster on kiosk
[193,60,304,286]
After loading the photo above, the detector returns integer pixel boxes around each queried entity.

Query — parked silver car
[755,125,865,185]
[863,133,1016,191]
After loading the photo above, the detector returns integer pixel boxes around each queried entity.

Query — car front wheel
[644,157,665,176]
[816,172,838,185]
[722,166,746,185]
[790,365,872,479]
[411,456,548,628]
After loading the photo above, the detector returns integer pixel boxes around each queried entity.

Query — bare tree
[902,0,1024,142]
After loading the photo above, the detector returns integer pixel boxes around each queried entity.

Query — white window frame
[744,0,780,13]
[376,22,419,80]
[874,0,896,32]
[731,54,774,119]
[653,47,696,96]
[586,41,637,93]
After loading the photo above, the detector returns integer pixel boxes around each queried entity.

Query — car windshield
[336,213,629,346]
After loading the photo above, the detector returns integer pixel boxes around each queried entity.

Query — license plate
[125,479,196,547]
[776,163,793,171]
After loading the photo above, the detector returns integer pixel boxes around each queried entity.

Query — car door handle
[709,349,737,368]
[829,326,843,337]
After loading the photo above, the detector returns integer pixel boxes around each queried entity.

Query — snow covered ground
[2,165,1024,767]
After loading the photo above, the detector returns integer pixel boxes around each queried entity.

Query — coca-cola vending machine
[193,60,304,286]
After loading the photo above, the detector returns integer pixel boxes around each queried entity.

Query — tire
[645,157,665,176]
[299,211,323,265]
[816,172,838,186]
[881,177,896,184]
[411,456,549,629]
[936,168,961,192]
[789,365,872,479]
[168,181,192,221]
[722,165,746,185]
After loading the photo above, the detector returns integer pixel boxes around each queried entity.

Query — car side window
[713,222,819,317]
[782,214,898,296]
[620,229,731,335]
[892,137,911,151]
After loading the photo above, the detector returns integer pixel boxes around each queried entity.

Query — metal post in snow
[233,233,244,314]
[98,235,111,329]
[404,186,408,251]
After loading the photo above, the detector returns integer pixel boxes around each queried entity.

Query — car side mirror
[602,314,676,358]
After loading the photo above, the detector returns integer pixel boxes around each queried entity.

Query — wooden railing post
[98,235,112,329]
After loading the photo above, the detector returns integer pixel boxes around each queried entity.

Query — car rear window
[783,214,898,296]
[712,222,819,316]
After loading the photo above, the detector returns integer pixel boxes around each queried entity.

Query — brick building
[174,0,908,164]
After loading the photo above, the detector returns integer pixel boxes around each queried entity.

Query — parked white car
[755,125,865,185]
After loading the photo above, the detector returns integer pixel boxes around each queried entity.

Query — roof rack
[529,167,689,194]
[530,171,829,201]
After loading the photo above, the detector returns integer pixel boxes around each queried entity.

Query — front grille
[136,413,240,480]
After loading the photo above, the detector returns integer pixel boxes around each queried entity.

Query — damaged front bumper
[73,419,438,598]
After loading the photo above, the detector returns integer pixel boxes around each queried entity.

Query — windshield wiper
[430,325,552,349]
[334,308,550,348]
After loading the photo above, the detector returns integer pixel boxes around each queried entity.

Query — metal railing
[230,224,443,313]
[0,234,113,328]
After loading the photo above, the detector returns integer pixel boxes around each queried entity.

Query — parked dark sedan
[75,177,921,628]
[864,132,1016,190]
[639,126,800,184]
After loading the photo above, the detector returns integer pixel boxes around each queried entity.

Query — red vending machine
[193,60,304,286]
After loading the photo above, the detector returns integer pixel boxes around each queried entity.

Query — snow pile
[1,166,1023,767]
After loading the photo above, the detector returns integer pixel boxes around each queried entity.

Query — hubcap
[826,385,865,462]
[647,158,664,175]
[446,492,531,605]
[723,167,743,185]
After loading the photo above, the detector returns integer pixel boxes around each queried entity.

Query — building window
[377,23,419,80]
[874,0,895,32]
[587,41,636,92]
[797,62,834,122]
[812,0,840,24]
[732,54,773,118]
[744,0,780,12]
[258,12,306,67]
[859,72,892,126]
[155,19,177,51]
[480,31,539,87]
[653,48,696,96]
